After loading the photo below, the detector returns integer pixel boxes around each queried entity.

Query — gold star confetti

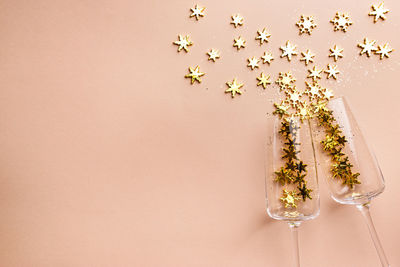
[185,65,205,84]
[276,71,296,91]
[207,49,220,62]
[173,35,193,52]
[256,28,271,45]
[369,2,389,22]
[307,66,323,82]
[190,4,205,20]
[286,88,303,107]
[247,57,259,70]
[233,36,246,50]
[295,102,312,122]
[225,78,244,97]
[261,51,274,64]
[330,12,353,32]
[300,50,315,65]
[305,81,323,100]
[256,72,271,89]
[231,14,244,27]
[280,41,298,61]
[358,38,377,57]
[329,45,344,61]
[325,64,340,79]
[296,15,317,35]
[273,101,290,117]
[280,189,301,208]
[375,43,393,59]
[321,88,334,100]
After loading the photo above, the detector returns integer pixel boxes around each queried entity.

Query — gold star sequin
[358,38,377,57]
[190,4,205,20]
[247,57,259,70]
[375,43,393,59]
[307,66,323,82]
[330,12,353,32]
[185,65,205,84]
[325,64,340,79]
[261,51,274,64]
[276,71,296,91]
[300,50,315,65]
[231,14,244,27]
[280,189,301,208]
[321,88,334,100]
[233,36,246,50]
[329,45,344,61]
[256,28,271,45]
[296,102,312,122]
[173,35,193,52]
[305,81,323,100]
[280,41,298,61]
[207,49,220,62]
[296,15,317,35]
[286,88,303,107]
[225,78,244,97]
[369,2,389,23]
[256,72,271,89]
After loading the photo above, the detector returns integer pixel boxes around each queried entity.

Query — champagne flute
[311,96,389,267]
[265,116,320,267]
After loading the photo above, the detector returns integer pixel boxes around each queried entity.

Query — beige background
[0,0,399,266]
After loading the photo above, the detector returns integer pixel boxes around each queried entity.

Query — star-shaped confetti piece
[225,78,244,97]
[325,64,340,79]
[231,14,244,27]
[256,72,271,89]
[300,50,315,65]
[207,49,220,62]
[280,41,298,61]
[190,4,205,20]
[276,71,296,91]
[185,65,205,84]
[308,66,323,82]
[233,36,246,50]
[375,43,393,59]
[296,15,317,35]
[369,2,389,22]
[247,57,259,70]
[358,38,377,57]
[329,45,344,61]
[280,189,301,208]
[330,12,353,32]
[305,81,323,100]
[286,88,303,107]
[256,28,271,45]
[261,51,274,64]
[173,35,193,52]
[321,88,334,100]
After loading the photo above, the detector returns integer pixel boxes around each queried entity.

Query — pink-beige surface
[0,0,399,266]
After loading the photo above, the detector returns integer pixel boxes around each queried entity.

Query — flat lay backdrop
[0,0,399,266]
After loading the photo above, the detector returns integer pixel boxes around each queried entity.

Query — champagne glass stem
[288,222,301,267]
[356,203,390,267]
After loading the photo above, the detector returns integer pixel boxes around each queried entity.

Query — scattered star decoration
[233,36,246,50]
[173,35,193,52]
[280,189,301,208]
[256,72,271,89]
[190,4,205,20]
[276,72,296,91]
[300,50,315,65]
[261,51,274,64]
[231,14,244,27]
[280,41,298,61]
[305,81,323,100]
[286,88,303,107]
[308,66,323,82]
[185,66,205,84]
[330,12,353,32]
[325,64,340,79]
[329,45,344,61]
[375,43,393,59]
[225,78,244,97]
[358,38,377,57]
[256,28,271,45]
[296,15,317,35]
[369,2,389,22]
[247,57,260,70]
[207,49,220,62]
